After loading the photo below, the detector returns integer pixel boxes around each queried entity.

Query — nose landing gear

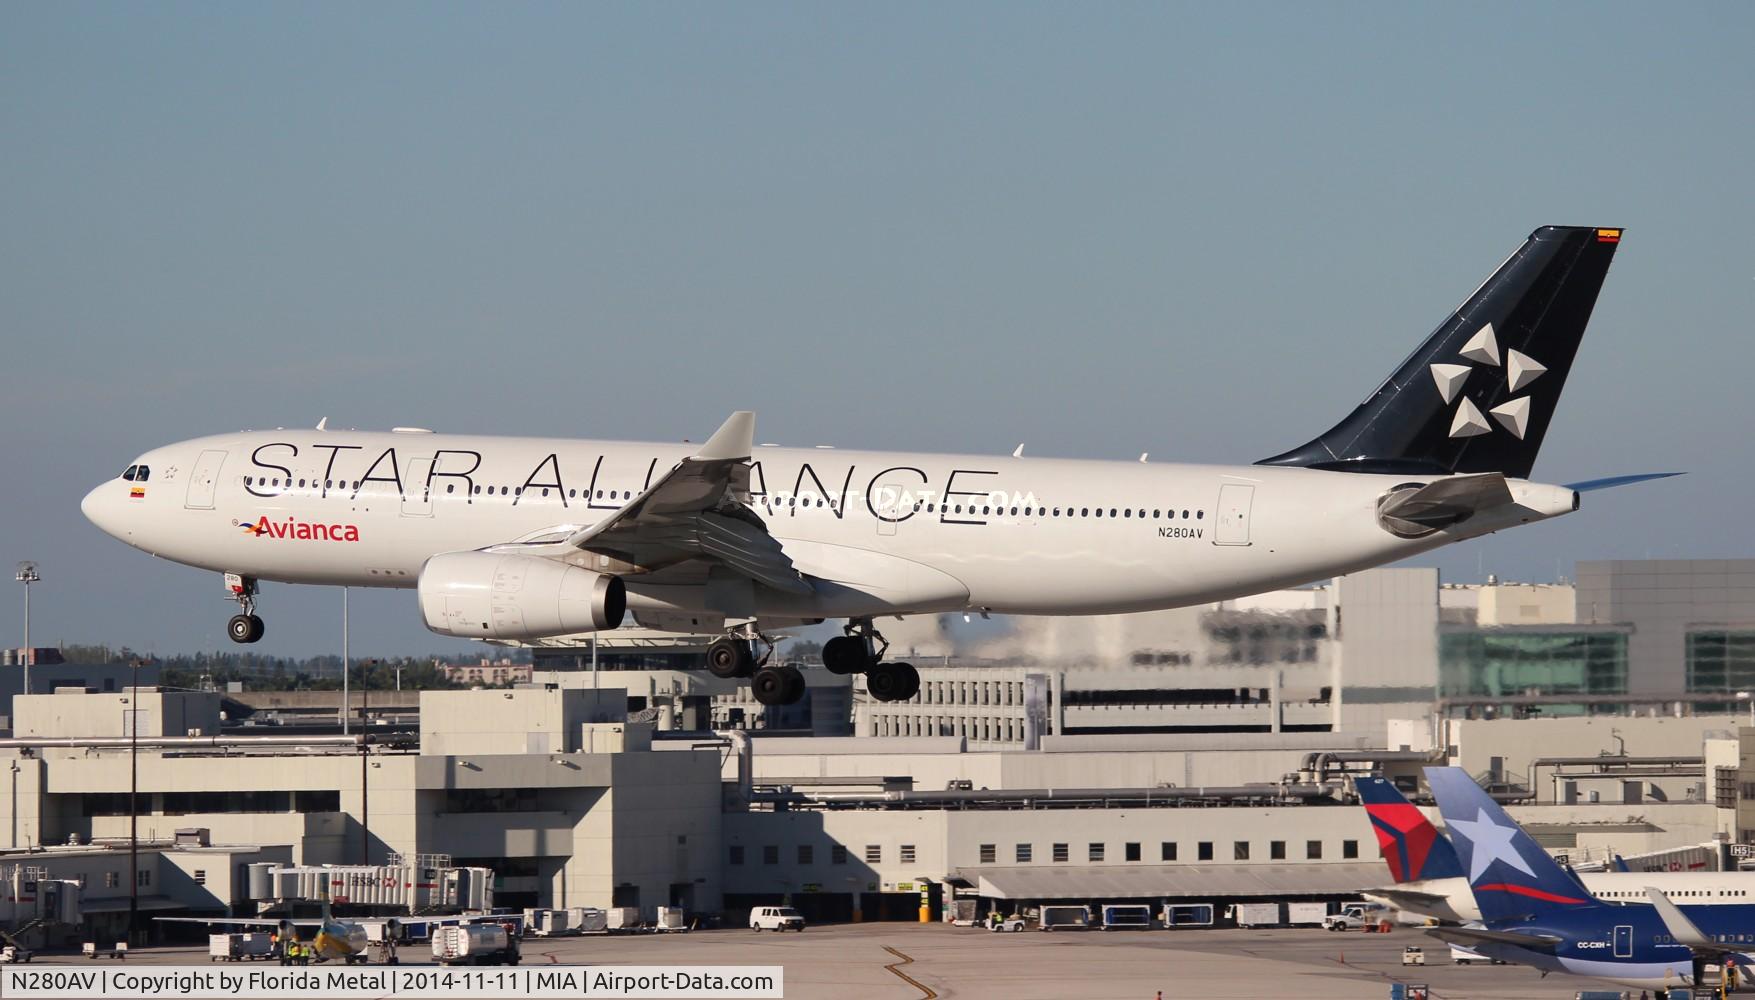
[224,574,265,644]
[823,618,918,703]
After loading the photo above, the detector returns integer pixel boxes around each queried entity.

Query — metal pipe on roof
[762,784,1331,807]
[1527,755,1706,803]
[1309,749,1445,785]
[0,734,370,749]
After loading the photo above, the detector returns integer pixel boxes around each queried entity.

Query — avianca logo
[239,515,361,542]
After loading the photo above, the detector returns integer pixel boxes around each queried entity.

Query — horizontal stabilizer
[1563,471,1684,493]
[1364,887,1453,910]
[1426,925,1562,954]
[1377,473,1512,538]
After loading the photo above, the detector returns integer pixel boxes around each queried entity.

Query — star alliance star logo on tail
[1429,323,1548,441]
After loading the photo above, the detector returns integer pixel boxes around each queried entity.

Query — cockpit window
[136,465,149,481]
[122,466,138,481]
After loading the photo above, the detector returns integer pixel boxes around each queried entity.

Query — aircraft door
[402,457,434,517]
[874,482,905,536]
[186,449,227,509]
[1613,923,1632,958]
[1214,484,1254,546]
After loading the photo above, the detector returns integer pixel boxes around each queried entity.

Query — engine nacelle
[418,551,626,640]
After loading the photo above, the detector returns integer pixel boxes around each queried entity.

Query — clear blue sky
[4,4,1752,658]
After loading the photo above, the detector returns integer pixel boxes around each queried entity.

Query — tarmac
[86,923,1643,999]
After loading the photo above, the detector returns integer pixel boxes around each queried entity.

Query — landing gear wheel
[777,665,806,705]
[706,637,755,679]
[751,665,806,706]
[822,635,872,675]
[890,662,919,701]
[868,662,917,702]
[228,614,265,644]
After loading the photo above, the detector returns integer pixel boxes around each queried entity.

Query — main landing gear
[706,632,807,708]
[821,619,919,703]
[224,573,265,644]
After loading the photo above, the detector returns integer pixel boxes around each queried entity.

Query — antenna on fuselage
[316,417,328,431]
[1139,453,1149,463]
[1012,443,1025,458]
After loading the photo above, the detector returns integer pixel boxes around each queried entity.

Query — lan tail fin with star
[1424,766,1601,925]
[1259,226,1623,478]
[1355,776,1466,883]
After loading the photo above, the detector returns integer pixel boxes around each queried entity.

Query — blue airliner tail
[1356,776,1465,882]
[1424,767,1599,923]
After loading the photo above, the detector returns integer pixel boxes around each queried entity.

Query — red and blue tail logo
[1425,766,1595,921]
[1357,776,1464,882]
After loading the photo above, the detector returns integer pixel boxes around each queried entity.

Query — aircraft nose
[82,482,122,537]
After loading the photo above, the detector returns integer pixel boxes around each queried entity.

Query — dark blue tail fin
[1259,226,1622,478]
[1356,776,1464,882]
[1425,767,1599,923]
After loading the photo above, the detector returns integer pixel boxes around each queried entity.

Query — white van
[749,906,805,932]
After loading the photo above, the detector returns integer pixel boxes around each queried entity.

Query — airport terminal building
[1,558,1753,945]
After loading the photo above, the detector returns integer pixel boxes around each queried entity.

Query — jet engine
[418,551,626,640]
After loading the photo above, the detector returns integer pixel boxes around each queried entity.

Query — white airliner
[83,226,1667,706]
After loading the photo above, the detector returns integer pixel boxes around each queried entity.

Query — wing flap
[548,411,810,596]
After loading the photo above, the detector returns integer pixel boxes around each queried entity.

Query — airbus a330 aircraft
[83,226,1667,706]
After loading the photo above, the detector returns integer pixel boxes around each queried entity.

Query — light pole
[342,587,349,735]
[15,562,39,696]
[127,657,138,947]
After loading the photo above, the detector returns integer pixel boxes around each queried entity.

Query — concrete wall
[1333,568,1439,733]
[1478,584,1576,626]
[1576,559,1755,695]
[723,806,1378,896]
[420,687,623,756]
[14,689,221,739]
[1446,714,1734,804]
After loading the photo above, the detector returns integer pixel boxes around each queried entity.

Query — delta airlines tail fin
[1259,226,1622,478]
[1356,776,1465,882]
[1425,766,1599,923]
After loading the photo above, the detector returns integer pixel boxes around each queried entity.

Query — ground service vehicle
[1040,906,1092,931]
[208,933,273,961]
[1164,904,1215,928]
[1230,903,1282,928]
[749,906,805,932]
[1101,905,1153,930]
[431,925,520,966]
[1323,905,1381,931]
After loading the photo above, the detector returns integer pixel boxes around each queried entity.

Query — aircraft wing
[1425,925,1562,954]
[1644,887,1742,959]
[492,411,811,597]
